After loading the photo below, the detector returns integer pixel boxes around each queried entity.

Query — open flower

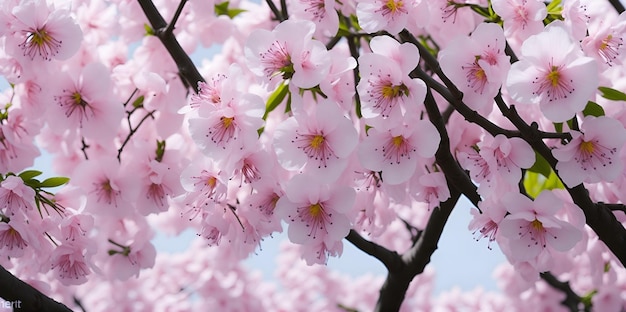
[552,116,626,187]
[506,21,598,122]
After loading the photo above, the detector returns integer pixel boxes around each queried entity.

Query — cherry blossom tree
[2,0,626,311]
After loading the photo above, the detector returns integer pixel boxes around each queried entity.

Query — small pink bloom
[468,200,507,250]
[491,0,547,44]
[410,171,450,211]
[0,221,29,257]
[50,244,92,285]
[0,175,35,217]
[356,0,413,34]
[275,174,354,246]
[439,23,511,112]
[273,98,358,183]
[8,0,83,62]
[478,134,535,185]
[48,62,124,144]
[506,21,598,122]
[552,116,626,187]
[582,11,626,69]
[357,53,426,122]
[244,20,330,89]
[498,191,583,262]
[358,120,439,185]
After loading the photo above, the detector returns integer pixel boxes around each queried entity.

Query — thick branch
[137,0,205,92]
[608,0,625,13]
[374,188,461,312]
[423,87,481,207]
[493,97,626,267]
[345,230,403,271]
[0,265,72,312]
[540,272,587,312]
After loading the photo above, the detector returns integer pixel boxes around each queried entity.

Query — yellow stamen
[207,177,217,188]
[310,135,325,149]
[392,135,404,147]
[547,66,560,87]
[221,117,234,128]
[580,141,595,154]
[530,219,544,231]
[309,203,323,218]
[385,0,403,13]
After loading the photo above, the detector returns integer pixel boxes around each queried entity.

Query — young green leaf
[527,151,552,178]
[18,170,43,181]
[39,177,70,188]
[598,86,626,101]
[264,82,289,120]
[582,101,605,117]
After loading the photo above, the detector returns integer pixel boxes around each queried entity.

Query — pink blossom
[59,212,94,243]
[468,199,507,250]
[410,171,450,211]
[358,120,439,185]
[369,35,419,77]
[582,11,626,69]
[356,0,414,34]
[244,20,330,89]
[552,116,626,187]
[498,191,583,262]
[107,231,156,281]
[357,52,426,122]
[439,23,511,112]
[290,0,340,37]
[478,134,535,186]
[0,221,29,257]
[47,62,124,144]
[0,124,40,173]
[506,21,598,122]
[0,175,35,217]
[7,0,83,62]
[275,174,354,247]
[491,0,546,45]
[50,244,92,285]
[187,65,265,162]
[273,98,358,183]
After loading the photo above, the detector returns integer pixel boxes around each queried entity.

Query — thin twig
[164,0,188,36]
[117,110,156,162]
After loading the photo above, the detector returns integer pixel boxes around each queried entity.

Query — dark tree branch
[608,0,625,13]
[423,87,482,207]
[265,0,284,21]
[137,0,205,92]
[374,187,462,312]
[493,95,626,267]
[0,265,73,312]
[164,0,188,36]
[345,230,403,271]
[540,272,588,312]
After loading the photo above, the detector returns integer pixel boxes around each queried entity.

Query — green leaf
[553,122,563,133]
[155,140,166,162]
[214,1,246,18]
[582,100,605,117]
[523,169,564,199]
[19,170,43,181]
[264,82,289,120]
[599,86,626,101]
[144,24,155,36]
[132,95,145,108]
[39,177,70,188]
[546,0,562,13]
[527,151,551,178]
